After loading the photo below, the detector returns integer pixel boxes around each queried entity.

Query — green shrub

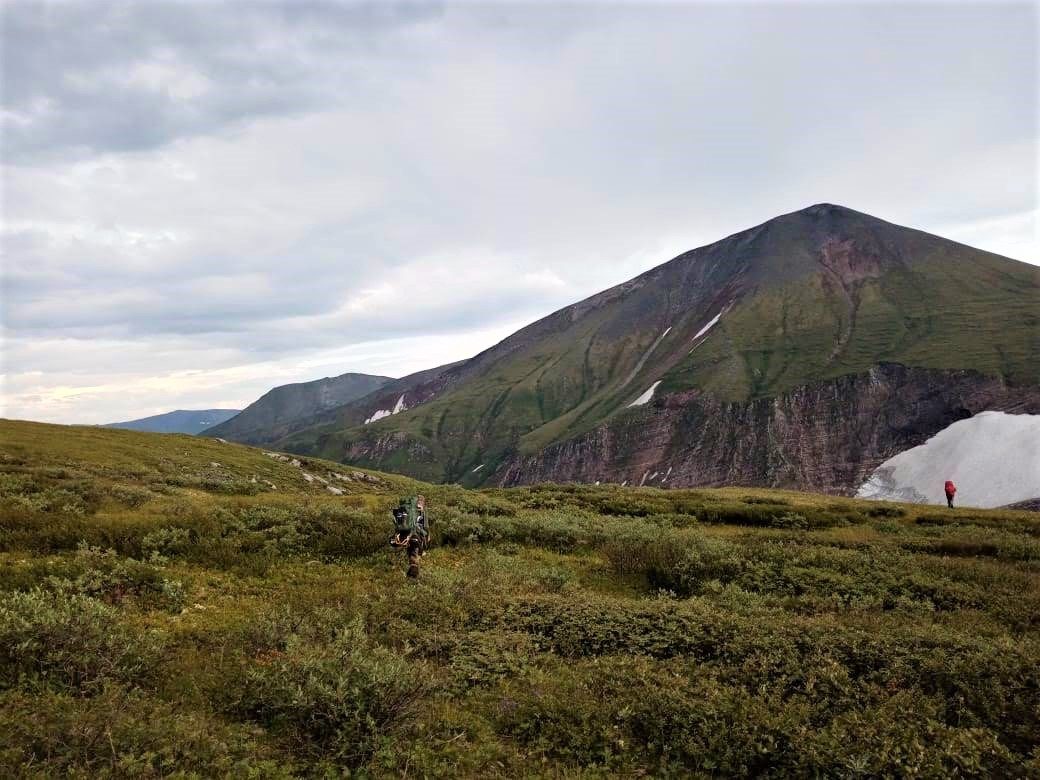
[770,512,809,530]
[51,544,187,612]
[107,484,153,508]
[0,686,293,778]
[141,526,194,558]
[443,631,536,692]
[603,530,745,596]
[0,588,164,692]
[200,503,386,561]
[650,535,745,595]
[243,617,426,765]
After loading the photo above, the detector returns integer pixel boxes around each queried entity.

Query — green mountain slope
[276,204,1039,486]
[202,371,393,446]
[2,419,1040,776]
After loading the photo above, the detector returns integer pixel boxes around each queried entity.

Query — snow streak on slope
[693,312,722,341]
[856,411,1040,508]
[365,394,408,425]
[619,327,671,391]
[688,311,724,354]
[628,381,662,408]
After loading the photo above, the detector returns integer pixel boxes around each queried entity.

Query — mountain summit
[233,205,1040,494]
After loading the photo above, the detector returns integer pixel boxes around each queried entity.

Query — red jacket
[945,481,956,496]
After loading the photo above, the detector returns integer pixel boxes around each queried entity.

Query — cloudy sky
[2,1,1036,424]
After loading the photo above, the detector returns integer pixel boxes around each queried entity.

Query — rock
[495,365,1040,495]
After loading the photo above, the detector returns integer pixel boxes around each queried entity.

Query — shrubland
[1,419,1038,777]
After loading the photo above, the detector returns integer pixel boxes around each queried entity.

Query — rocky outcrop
[494,365,1040,494]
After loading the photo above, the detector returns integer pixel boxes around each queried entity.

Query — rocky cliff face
[494,365,1040,494]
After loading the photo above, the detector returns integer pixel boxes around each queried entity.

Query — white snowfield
[692,312,722,341]
[628,380,662,408]
[856,411,1040,508]
[689,311,723,354]
[364,394,408,425]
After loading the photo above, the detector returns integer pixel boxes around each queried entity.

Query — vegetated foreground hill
[104,408,240,435]
[267,204,1040,494]
[202,371,393,446]
[2,418,1039,776]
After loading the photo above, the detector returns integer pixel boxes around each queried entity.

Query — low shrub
[242,617,426,766]
[49,544,187,612]
[603,530,745,595]
[0,686,292,778]
[0,588,165,692]
[107,484,154,508]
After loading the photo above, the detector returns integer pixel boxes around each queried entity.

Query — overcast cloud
[1,0,1036,424]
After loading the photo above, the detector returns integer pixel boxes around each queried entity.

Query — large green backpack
[392,496,421,536]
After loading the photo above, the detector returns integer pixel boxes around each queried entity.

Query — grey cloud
[2,1,1036,423]
[3,1,444,162]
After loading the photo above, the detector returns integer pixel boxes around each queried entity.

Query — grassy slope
[666,243,1040,402]
[2,419,1039,776]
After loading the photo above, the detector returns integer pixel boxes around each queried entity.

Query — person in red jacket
[944,480,957,509]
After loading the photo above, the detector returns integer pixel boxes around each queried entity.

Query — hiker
[944,480,956,509]
[390,495,430,578]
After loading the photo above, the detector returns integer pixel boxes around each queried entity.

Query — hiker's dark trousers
[946,495,955,509]
[407,537,422,578]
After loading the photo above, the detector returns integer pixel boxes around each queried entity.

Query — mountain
[263,204,1039,495]
[201,372,393,446]
[104,409,240,435]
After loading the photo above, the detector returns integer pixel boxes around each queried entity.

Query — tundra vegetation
[1,419,1038,777]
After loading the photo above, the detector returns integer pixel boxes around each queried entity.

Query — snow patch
[689,312,723,353]
[472,464,485,473]
[365,394,408,425]
[628,381,662,408]
[856,411,1040,508]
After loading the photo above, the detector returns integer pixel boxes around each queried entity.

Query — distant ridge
[201,372,392,446]
[105,409,240,435]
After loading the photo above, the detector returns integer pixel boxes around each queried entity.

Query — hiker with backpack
[390,494,430,578]
[944,480,956,509]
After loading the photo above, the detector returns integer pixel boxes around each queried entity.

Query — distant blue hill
[104,409,241,435]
